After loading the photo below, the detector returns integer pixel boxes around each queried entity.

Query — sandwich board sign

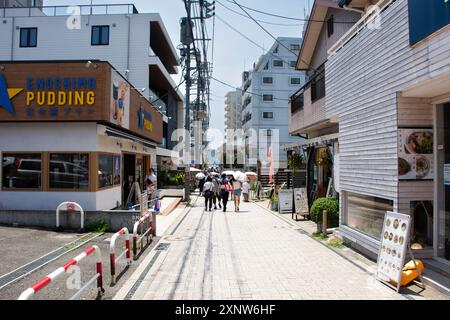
[278,189,293,214]
[376,211,423,292]
[294,188,309,217]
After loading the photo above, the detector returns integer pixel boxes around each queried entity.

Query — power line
[216,0,302,27]
[215,15,294,66]
[224,0,357,24]
[230,0,300,57]
[211,76,290,102]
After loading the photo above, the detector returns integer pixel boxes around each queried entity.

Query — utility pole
[180,0,215,202]
[181,2,193,203]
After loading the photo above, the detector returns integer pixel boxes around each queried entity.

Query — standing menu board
[278,190,293,214]
[294,188,309,216]
[376,211,411,291]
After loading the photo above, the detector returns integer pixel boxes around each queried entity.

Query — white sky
[44,0,312,131]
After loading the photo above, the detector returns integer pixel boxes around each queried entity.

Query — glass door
[437,103,450,260]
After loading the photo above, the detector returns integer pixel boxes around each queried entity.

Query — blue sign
[408,0,450,46]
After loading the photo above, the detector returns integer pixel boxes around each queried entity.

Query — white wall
[326,0,450,201]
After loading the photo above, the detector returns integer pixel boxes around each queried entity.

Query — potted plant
[271,194,279,211]
[316,148,330,167]
[288,152,304,173]
[310,197,339,233]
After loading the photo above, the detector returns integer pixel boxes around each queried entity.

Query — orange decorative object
[390,260,424,287]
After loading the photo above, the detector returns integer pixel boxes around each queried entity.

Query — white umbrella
[195,172,206,180]
[245,172,257,177]
[233,171,247,182]
[222,170,234,176]
[190,167,201,172]
[211,172,220,177]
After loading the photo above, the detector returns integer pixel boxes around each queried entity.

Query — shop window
[2,153,41,189]
[98,154,121,189]
[91,25,110,46]
[20,28,37,48]
[345,192,394,239]
[49,153,89,190]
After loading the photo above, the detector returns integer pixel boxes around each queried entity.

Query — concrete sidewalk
[113,197,448,300]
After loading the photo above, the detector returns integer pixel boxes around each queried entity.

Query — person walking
[242,179,250,202]
[231,177,243,212]
[203,176,214,212]
[212,175,221,210]
[219,173,231,212]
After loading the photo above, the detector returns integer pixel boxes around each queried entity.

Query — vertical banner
[110,71,130,129]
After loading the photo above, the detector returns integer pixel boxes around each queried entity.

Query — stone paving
[114,197,407,300]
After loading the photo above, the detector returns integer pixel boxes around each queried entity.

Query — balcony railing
[290,88,304,114]
[327,0,395,56]
[1,4,138,18]
[148,88,167,113]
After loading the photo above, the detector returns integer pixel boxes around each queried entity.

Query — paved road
[114,198,405,300]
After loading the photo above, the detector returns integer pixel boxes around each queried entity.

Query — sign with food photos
[398,129,433,180]
[376,212,411,287]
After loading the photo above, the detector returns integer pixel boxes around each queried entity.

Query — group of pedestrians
[199,171,250,212]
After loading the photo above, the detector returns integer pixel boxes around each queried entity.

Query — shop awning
[102,126,157,149]
[283,133,339,151]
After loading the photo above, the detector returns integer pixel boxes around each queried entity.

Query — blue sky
[45,0,311,131]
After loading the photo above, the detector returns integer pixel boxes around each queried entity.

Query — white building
[0,3,183,212]
[224,90,242,131]
[0,3,184,163]
[241,37,305,172]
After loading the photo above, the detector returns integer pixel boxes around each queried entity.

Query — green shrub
[310,197,339,227]
[86,220,109,233]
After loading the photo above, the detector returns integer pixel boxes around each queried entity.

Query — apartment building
[241,37,305,173]
[0,3,184,164]
[285,0,361,210]
[224,90,242,131]
[289,0,450,270]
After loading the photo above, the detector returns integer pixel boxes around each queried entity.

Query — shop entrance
[123,153,136,207]
[437,103,450,261]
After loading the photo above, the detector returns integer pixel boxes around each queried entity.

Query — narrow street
[114,197,404,300]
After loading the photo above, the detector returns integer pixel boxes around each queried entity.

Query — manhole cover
[155,243,171,251]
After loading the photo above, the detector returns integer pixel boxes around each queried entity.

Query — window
[291,90,304,114]
[91,25,110,46]
[262,77,273,84]
[98,154,114,189]
[290,77,301,85]
[262,112,274,119]
[290,44,300,51]
[327,16,334,37]
[273,60,283,67]
[49,153,89,190]
[20,28,37,48]
[311,64,325,102]
[266,129,273,136]
[290,61,297,68]
[263,94,273,102]
[2,153,41,189]
[345,192,394,239]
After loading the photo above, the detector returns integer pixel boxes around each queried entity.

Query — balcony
[148,88,167,113]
